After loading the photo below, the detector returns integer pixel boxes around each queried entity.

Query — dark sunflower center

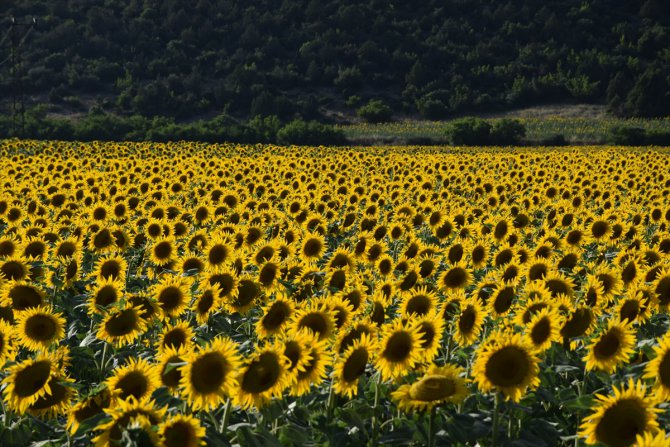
[116,371,148,400]
[233,280,259,308]
[458,307,476,333]
[485,346,530,387]
[619,301,639,323]
[164,421,196,447]
[297,350,319,380]
[14,360,51,397]
[493,287,515,314]
[197,290,215,314]
[93,229,113,249]
[560,308,593,339]
[303,239,323,258]
[191,352,227,393]
[106,309,139,336]
[163,329,187,350]
[154,242,172,260]
[593,330,621,360]
[298,312,329,339]
[95,285,118,307]
[161,356,184,388]
[159,287,184,311]
[29,380,67,410]
[383,331,412,362]
[656,276,670,305]
[342,348,368,382]
[208,245,228,265]
[25,314,57,341]
[100,261,122,279]
[443,267,467,289]
[530,318,551,345]
[10,285,43,310]
[241,353,281,394]
[595,398,647,447]
[262,302,290,331]
[258,263,277,287]
[56,242,77,258]
[417,322,436,348]
[330,253,350,269]
[209,273,235,296]
[591,221,609,238]
[406,295,431,316]
[545,278,571,297]
[528,264,547,281]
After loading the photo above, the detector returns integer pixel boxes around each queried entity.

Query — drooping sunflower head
[0,257,31,282]
[2,352,58,414]
[454,297,485,347]
[97,305,147,348]
[333,333,375,399]
[2,280,45,311]
[27,374,76,419]
[392,363,469,412]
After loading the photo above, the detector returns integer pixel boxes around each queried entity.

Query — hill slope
[2,0,670,121]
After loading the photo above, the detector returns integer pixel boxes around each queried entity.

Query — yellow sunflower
[583,320,636,374]
[332,333,375,398]
[106,357,160,402]
[2,352,58,414]
[472,332,540,402]
[15,306,66,352]
[97,305,147,347]
[179,336,241,411]
[643,333,670,402]
[234,344,292,409]
[392,363,469,412]
[579,378,659,447]
[374,319,423,381]
[159,414,206,447]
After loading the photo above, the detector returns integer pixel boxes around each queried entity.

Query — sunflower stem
[99,342,108,380]
[326,379,336,419]
[428,407,436,447]
[492,392,501,447]
[220,398,232,434]
[369,374,381,447]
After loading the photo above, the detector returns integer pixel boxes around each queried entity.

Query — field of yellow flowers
[0,140,669,447]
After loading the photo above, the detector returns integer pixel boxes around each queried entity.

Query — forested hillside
[2,0,670,122]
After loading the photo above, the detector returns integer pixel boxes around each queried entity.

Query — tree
[357,100,393,123]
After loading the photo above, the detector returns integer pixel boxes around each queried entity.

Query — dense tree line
[1,0,669,128]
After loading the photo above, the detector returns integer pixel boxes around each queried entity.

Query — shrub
[609,126,647,145]
[446,117,492,145]
[357,100,393,123]
[490,119,526,145]
[277,120,345,146]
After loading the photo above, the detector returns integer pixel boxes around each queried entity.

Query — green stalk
[492,392,501,447]
[428,407,436,447]
[326,379,336,419]
[220,398,232,434]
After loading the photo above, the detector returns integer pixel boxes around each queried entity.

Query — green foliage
[357,100,393,123]
[491,119,527,145]
[276,119,345,146]
[609,126,647,145]
[446,117,493,145]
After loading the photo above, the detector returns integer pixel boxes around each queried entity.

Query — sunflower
[489,281,517,317]
[392,363,469,412]
[106,357,160,402]
[453,297,485,347]
[204,236,233,268]
[93,254,128,282]
[291,304,335,341]
[634,430,670,447]
[374,319,423,381]
[290,335,332,396]
[2,352,58,414]
[332,333,375,398]
[2,280,45,310]
[28,374,76,419]
[560,305,596,345]
[224,275,262,314]
[97,305,147,347]
[438,263,472,291]
[15,306,66,351]
[191,286,220,325]
[177,252,206,276]
[204,267,238,301]
[159,414,206,447]
[399,286,439,318]
[87,277,123,315]
[472,332,540,402]
[92,396,164,447]
[327,248,355,270]
[256,294,295,338]
[579,378,659,447]
[524,307,563,353]
[0,256,31,282]
[67,387,113,434]
[149,237,176,266]
[652,267,670,310]
[157,346,189,393]
[584,320,636,373]
[0,319,16,365]
[52,237,82,260]
[336,319,377,354]
[179,336,241,411]
[158,321,194,354]
[413,313,445,363]
[300,232,326,262]
[234,344,292,409]
[153,276,190,319]
[615,288,651,325]
[643,333,670,401]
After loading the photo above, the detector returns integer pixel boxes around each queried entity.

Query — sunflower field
[0,140,670,447]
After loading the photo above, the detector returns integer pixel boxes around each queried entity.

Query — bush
[357,100,393,123]
[490,119,526,145]
[277,119,345,146]
[609,126,647,145]
[446,117,492,145]
[646,130,670,146]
